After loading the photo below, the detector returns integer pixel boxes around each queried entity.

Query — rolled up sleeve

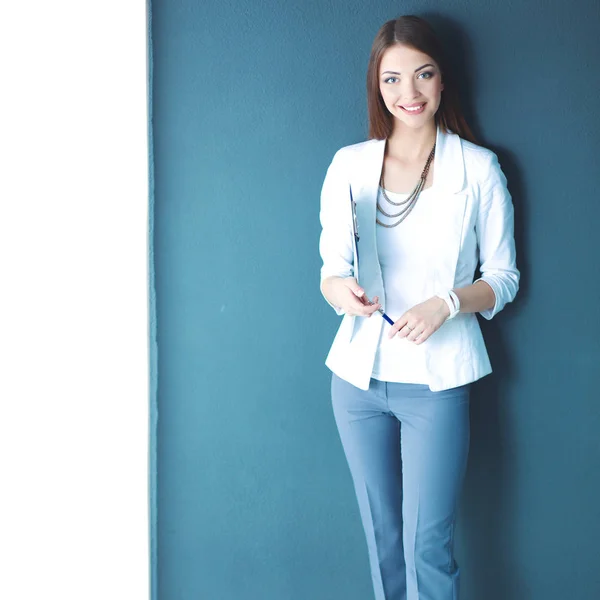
[318,150,354,315]
[474,152,520,320]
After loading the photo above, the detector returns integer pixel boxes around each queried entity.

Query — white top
[371,186,433,384]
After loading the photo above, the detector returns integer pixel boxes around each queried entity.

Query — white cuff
[436,289,460,320]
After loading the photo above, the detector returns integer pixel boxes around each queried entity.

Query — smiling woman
[366,16,476,144]
[381,59,440,116]
[319,14,519,600]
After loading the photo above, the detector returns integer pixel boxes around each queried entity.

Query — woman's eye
[384,71,434,84]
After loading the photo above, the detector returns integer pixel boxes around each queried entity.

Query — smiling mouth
[399,103,426,114]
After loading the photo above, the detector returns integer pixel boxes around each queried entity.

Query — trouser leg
[331,374,407,600]
[388,383,471,600]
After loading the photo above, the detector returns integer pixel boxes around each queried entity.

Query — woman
[318,15,519,600]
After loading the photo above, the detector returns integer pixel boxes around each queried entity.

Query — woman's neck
[386,121,437,162]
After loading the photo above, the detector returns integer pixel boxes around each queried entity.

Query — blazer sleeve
[473,151,520,320]
[318,149,355,315]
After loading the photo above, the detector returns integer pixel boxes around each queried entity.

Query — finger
[414,323,440,345]
[361,302,381,317]
[358,292,379,306]
[397,316,422,339]
[343,278,365,300]
[388,316,408,339]
[357,294,381,313]
[368,296,381,312]
[396,323,414,339]
[348,298,380,316]
[406,326,426,342]
[413,330,430,345]
[350,284,365,298]
[360,297,381,314]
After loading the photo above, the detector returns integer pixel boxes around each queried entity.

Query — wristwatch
[436,289,461,320]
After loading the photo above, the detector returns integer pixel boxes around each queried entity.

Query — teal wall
[150,1,600,598]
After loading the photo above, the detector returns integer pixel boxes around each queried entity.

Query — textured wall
[151,1,600,598]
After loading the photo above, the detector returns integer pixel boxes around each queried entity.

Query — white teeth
[402,104,424,111]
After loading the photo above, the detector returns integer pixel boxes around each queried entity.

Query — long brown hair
[367,15,477,143]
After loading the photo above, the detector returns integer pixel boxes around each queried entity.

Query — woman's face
[378,44,444,131]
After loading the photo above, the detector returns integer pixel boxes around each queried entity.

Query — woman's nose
[400,80,419,99]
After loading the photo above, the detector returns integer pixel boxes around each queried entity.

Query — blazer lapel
[432,123,465,194]
[348,124,468,292]
[428,125,468,291]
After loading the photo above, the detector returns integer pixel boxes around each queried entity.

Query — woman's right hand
[322,277,381,317]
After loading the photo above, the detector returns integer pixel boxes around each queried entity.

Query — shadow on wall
[460,146,527,599]
[422,12,530,599]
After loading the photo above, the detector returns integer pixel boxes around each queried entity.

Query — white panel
[0,2,150,599]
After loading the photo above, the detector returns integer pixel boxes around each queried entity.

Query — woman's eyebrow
[381,63,435,75]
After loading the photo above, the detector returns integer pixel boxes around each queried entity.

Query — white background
[0,2,150,598]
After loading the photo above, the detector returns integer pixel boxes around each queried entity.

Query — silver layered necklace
[376,141,436,228]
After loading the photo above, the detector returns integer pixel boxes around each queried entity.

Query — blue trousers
[331,373,471,600]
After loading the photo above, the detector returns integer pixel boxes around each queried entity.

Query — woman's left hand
[388,296,450,345]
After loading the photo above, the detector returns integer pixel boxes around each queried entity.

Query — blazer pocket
[428,192,468,292]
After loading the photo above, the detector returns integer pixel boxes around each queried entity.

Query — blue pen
[349,183,395,327]
[369,301,395,326]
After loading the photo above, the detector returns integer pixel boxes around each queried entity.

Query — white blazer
[319,124,520,391]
